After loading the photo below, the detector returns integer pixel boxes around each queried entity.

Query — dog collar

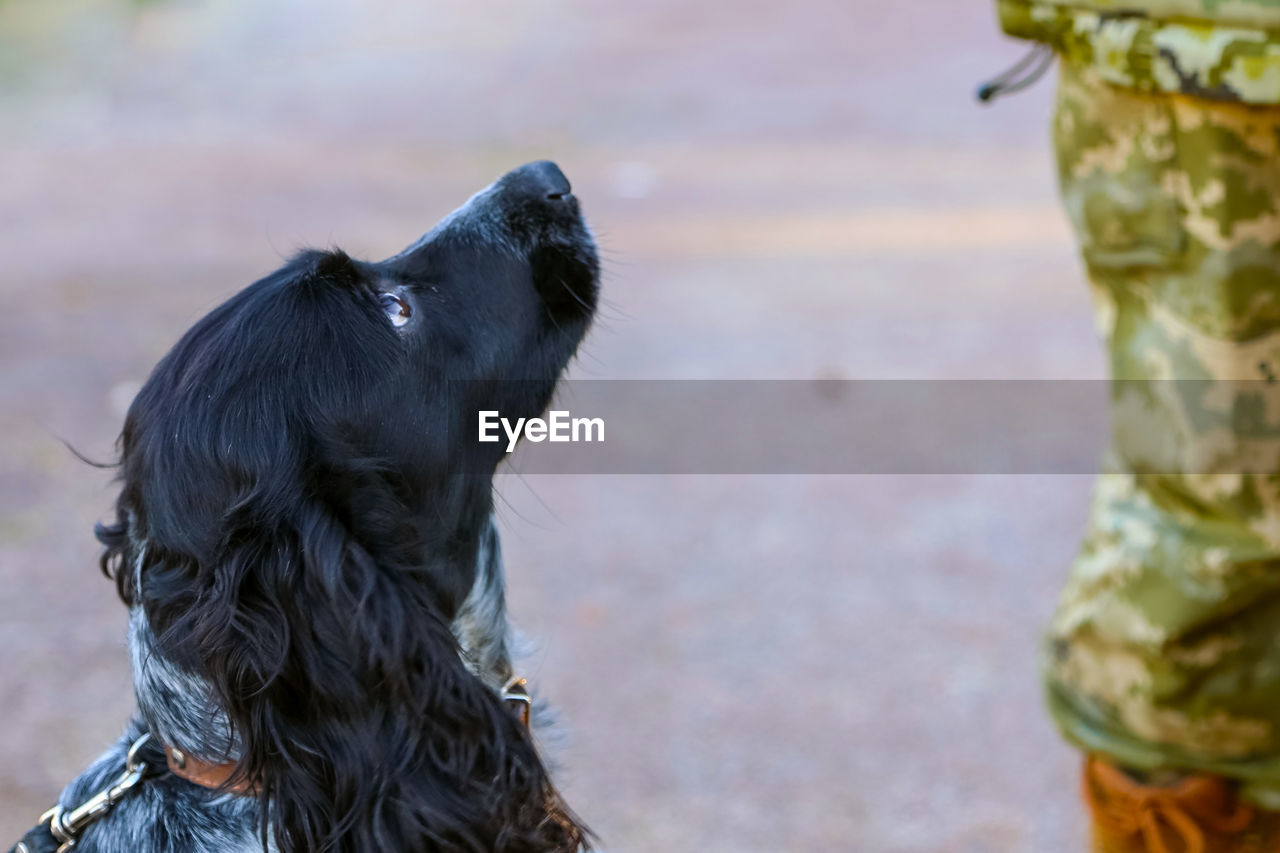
[501,675,533,728]
[162,744,251,794]
[163,675,533,795]
[11,733,158,853]
[164,676,532,794]
[7,675,537,852]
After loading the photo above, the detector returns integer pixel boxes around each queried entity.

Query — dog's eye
[379,292,412,328]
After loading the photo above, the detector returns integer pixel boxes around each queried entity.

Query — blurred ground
[0,1,1102,850]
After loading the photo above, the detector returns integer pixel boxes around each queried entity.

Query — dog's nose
[508,160,573,202]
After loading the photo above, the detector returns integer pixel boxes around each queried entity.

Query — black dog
[11,161,598,853]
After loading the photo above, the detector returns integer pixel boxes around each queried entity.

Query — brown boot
[1084,756,1277,853]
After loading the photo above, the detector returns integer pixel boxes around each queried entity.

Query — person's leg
[1047,59,1280,849]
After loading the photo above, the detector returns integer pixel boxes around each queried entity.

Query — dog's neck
[129,515,517,767]
[451,519,517,690]
[130,606,241,764]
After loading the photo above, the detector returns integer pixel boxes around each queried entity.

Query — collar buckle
[500,676,532,728]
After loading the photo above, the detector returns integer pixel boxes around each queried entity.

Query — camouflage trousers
[1046,59,1280,805]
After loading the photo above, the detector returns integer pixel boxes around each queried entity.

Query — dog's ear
[95,513,136,605]
[97,247,587,851]
[150,490,586,853]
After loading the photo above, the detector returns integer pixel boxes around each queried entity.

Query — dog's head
[98,162,596,852]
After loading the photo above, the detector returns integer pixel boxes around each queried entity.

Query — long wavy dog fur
[31,161,597,853]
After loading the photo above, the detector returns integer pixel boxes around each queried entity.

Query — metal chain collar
[17,677,531,852]
[23,733,154,853]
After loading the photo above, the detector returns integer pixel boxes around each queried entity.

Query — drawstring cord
[976,44,1055,103]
